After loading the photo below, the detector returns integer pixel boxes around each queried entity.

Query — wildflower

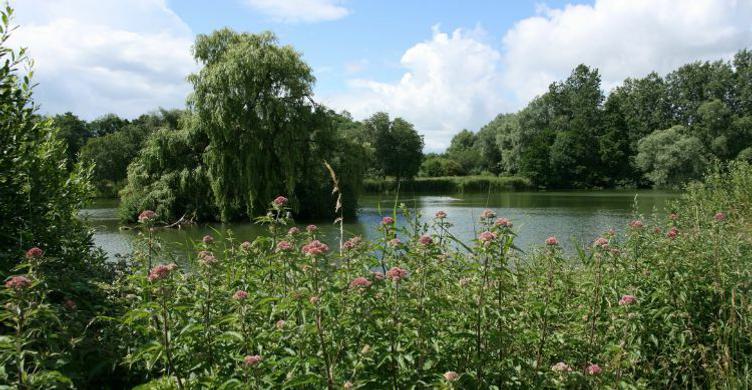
[443,371,459,382]
[273,196,288,206]
[435,210,447,219]
[233,290,249,300]
[202,234,214,244]
[629,220,644,229]
[619,294,636,306]
[545,236,559,246]
[669,213,678,220]
[667,227,678,239]
[372,271,385,280]
[309,296,320,305]
[386,267,408,281]
[388,238,402,247]
[593,237,608,248]
[25,247,43,259]
[381,216,395,225]
[302,240,329,256]
[288,227,300,235]
[344,381,354,389]
[277,240,293,252]
[148,264,176,282]
[64,299,77,311]
[5,275,31,290]
[276,319,286,330]
[243,355,262,366]
[198,250,217,266]
[349,277,372,289]
[495,217,512,228]
[240,241,252,251]
[586,363,602,375]
[479,231,497,246]
[654,227,662,234]
[418,235,433,246]
[551,362,572,373]
[343,236,362,251]
[606,228,616,237]
[480,209,496,220]
[138,210,156,223]
[715,212,726,222]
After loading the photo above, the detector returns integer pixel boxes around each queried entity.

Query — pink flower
[25,247,43,259]
[381,216,395,225]
[388,238,402,247]
[551,362,572,373]
[386,267,408,281]
[343,236,362,251]
[148,264,176,282]
[654,227,662,234]
[64,299,77,311]
[349,277,372,289]
[715,212,726,222]
[619,294,636,306]
[302,240,329,256]
[418,235,433,246]
[273,196,288,206]
[306,224,318,233]
[669,213,678,221]
[372,271,385,280]
[545,236,559,246]
[233,290,248,300]
[666,227,678,239]
[478,231,496,243]
[586,363,602,375]
[243,355,262,366]
[435,211,447,219]
[288,227,300,235]
[198,250,217,266]
[629,220,644,229]
[5,275,31,290]
[276,319,286,330]
[138,210,156,223]
[443,371,459,382]
[276,241,293,252]
[202,234,214,244]
[240,241,252,251]
[495,218,512,228]
[593,237,608,248]
[480,209,496,220]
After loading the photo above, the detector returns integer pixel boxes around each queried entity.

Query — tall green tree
[366,112,424,182]
[635,125,710,188]
[51,112,90,169]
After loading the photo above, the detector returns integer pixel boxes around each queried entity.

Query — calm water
[82,191,678,260]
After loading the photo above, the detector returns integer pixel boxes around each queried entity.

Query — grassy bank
[363,175,532,193]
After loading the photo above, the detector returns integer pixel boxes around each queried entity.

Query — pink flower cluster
[619,294,636,306]
[495,218,512,228]
[302,240,329,256]
[386,267,408,281]
[667,227,679,239]
[715,212,726,222]
[435,211,447,219]
[138,210,156,223]
[349,277,372,289]
[5,275,31,290]
[480,209,496,220]
[388,238,402,248]
[586,363,602,375]
[418,235,433,246]
[343,236,362,251]
[551,362,572,373]
[381,216,395,226]
[593,237,608,248]
[233,290,249,300]
[479,231,497,245]
[273,196,288,206]
[241,241,252,251]
[276,241,293,252]
[443,371,459,381]
[148,263,177,282]
[288,227,300,235]
[545,236,559,246]
[202,234,214,244]
[198,250,217,266]
[25,247,43,259]
[244,354,262,366]
[629,220,644,229]
[306,224,318,233]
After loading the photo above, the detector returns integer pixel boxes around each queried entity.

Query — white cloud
[502,0,752,103]
[244,0,349,23]
[324,26,509,151]
[10,0,196,120]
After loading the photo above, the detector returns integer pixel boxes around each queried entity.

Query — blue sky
[12,0,752,150]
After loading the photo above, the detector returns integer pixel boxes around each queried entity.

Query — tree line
[425,51,752,188]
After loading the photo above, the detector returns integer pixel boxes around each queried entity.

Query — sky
[10,0,752,151]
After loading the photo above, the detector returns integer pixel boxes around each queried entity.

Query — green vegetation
[363,175,531,193]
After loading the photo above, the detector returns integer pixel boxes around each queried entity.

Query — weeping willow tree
[120,29,364,222]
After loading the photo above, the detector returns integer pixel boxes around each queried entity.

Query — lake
[82,190,678,260]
